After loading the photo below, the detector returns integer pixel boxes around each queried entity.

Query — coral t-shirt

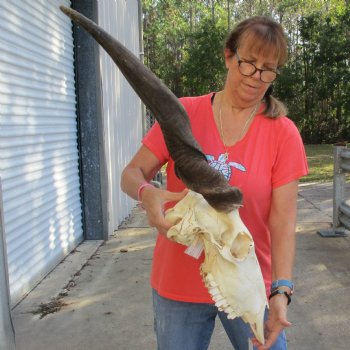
[142,93,308,303]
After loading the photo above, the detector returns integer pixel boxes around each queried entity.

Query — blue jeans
[152,289,287,350]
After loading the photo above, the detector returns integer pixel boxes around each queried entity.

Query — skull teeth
[202,272,240,317]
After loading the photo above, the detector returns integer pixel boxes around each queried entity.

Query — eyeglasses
[235,52,279,83]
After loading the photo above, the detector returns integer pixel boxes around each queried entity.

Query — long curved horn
[60,6,242,212]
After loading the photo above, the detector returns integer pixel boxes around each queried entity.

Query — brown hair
[225,16,288,118]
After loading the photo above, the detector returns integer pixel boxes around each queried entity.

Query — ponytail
[263,86,288,118]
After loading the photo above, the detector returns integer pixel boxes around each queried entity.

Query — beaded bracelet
[269,289,291,305]
[137,182,154,204]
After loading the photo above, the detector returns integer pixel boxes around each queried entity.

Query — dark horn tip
[60,5,71,16]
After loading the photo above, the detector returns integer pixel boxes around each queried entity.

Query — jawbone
[165,190,267,344]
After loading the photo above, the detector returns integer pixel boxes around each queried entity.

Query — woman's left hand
[252,294,292,349]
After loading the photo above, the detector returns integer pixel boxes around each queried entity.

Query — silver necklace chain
[219,101,259,161]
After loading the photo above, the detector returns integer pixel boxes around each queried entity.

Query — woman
[121,16,308,350]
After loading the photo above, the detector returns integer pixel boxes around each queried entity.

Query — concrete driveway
[11,182,350,350]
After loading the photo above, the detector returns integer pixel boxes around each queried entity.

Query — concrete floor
[11,182,350,350]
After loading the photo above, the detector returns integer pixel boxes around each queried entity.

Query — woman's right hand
[140,186,188,235]
[121,145,188,235]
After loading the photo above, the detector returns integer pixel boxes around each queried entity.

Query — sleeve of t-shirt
[141,97,195,165]
[272,117,309,188]
[142,121,169,165]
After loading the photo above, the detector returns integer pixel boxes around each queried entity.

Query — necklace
[219,101,259,161]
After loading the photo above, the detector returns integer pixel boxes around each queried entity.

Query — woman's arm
[121,145,162,200]
[121,145,187,234]
[256,179,298,349]
[270,179,298,290]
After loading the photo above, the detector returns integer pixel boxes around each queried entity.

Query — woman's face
[224,42,279,108]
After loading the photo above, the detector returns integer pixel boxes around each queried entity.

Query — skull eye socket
[229,233,252,259]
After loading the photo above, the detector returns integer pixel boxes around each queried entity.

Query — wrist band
[137,182,154,203]
[269,289,291,305]
[271,279,294,294]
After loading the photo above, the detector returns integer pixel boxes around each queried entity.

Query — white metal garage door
[99,0,143,233]
[0,0,83,305]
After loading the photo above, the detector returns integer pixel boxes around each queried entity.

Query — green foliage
[182,18,227,96]
[280,6,350,143]
[143,0,350,144]
[143,0,189,95]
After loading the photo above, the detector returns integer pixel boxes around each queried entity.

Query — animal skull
[166,190,267,344]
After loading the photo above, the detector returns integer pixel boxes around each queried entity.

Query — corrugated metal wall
[98,0,142,233]
[0,0,83,305]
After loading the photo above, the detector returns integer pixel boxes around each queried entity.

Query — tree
[143,0,350,143]
[182,18,227,96]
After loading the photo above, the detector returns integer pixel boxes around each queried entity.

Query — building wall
[0,0,142,305]
[98,0,142,233]
[0,0,83,305]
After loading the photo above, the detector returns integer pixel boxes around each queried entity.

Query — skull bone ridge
[165,190,267,344]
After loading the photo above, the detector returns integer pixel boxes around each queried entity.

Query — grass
[302,144,350,183]
[301,144,334,183]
